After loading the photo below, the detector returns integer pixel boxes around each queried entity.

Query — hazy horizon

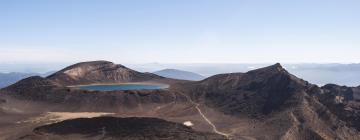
[2,0,359,85]
[1,61,360,73]
[1,61,360,86]
[1,0,360,64]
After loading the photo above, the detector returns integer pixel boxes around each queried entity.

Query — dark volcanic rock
[318,84,360,130]
[196,63,307,117]
[181,63,360,139]
[0,98,5,104]
[47,61,165,86]
[31,117,225,140]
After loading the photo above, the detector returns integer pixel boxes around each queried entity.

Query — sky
[1,0,360,64]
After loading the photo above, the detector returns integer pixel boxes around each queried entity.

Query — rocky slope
[318,84,360,131]
[178,63,360,139]
[193,63,307,116]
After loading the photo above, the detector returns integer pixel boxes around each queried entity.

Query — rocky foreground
[1,61,360,140]
[21,117,225,140]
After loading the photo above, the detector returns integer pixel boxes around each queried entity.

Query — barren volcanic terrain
[1,61,360,140]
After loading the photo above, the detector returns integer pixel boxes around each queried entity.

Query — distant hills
[286,64,360,86]
[153,69,205,81]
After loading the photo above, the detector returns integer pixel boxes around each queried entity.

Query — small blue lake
[76,84,168,91]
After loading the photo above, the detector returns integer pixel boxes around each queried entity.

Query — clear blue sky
[1,0,359,64]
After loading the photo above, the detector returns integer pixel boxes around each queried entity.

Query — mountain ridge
[1,61,360,140]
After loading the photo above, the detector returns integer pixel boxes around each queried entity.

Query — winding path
[178,92,232,139]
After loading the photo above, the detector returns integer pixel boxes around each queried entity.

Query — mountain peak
[246,63,287,76]
[273,62,282,68]
[64,60,115,68]
[74,60,114,65]
[47,60,164,86]
[266,63,284,71]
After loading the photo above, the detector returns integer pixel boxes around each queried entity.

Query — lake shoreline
[67,82,170,91]
[68,82,169,87]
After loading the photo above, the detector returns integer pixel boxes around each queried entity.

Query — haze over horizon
[1,0,359,64]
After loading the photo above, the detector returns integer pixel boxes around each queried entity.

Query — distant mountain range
[128,63,360,86]
[2,63,360,86]
[286,64,360,86]
[153,69,205,81]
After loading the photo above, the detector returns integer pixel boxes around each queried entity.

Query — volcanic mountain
[1,61,360,140]
[181,63,360,139]
[194,63,307,116]
[47,61,167,86]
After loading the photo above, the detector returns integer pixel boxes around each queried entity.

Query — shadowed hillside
[25,117,226,140]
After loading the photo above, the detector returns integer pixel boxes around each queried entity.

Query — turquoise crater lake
[74,84,168,91]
